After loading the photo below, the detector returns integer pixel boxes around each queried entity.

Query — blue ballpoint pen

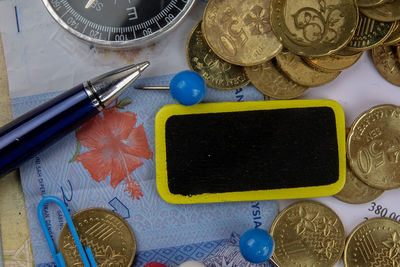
[0,61,149,178]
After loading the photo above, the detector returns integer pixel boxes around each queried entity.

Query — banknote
[12,73,278,267]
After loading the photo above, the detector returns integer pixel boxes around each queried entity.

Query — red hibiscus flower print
[74,104,153,199]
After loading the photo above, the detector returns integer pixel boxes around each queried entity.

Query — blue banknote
[12,74,278,266]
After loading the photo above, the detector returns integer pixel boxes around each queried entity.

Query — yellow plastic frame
[155,100,346,204]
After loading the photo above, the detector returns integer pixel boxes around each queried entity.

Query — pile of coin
[270,200,400,267]
[186,0,400,98]
[334,104,400,206]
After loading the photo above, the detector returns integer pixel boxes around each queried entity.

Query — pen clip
[37,196,97,267]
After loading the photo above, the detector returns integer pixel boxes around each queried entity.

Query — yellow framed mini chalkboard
[155,100,346,204]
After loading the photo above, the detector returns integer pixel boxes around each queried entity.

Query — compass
[42,0,195,48]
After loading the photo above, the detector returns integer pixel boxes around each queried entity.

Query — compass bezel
[42,0,196,48]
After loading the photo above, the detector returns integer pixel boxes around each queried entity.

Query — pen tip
[138,61,150,72]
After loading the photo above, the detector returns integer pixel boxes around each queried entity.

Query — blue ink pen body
[0,62,149,177]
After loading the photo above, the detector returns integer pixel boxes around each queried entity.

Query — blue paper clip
[38,196,97,267]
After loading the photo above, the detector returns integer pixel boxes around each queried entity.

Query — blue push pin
[135,70,206,106]
[239,228,279,266]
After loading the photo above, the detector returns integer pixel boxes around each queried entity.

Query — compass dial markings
[44,0,193,47]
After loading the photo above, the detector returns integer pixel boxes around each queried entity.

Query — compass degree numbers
[46,0,190,44]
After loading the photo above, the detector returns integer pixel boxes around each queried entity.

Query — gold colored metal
[357,0,392,8]
[59,208,136,267]
[334,46,363,56]
[270,0,358,56]
[270,200,346,267]
[344,218,400,267]
[347,104,400,190]
[348,13,396,51]
[384,23,400,46]
[187,22,249,90]
[371,45,400,86]
[302,52,363,72]
[397,46,400,62]
[275,50,341,87]
[244,60,308,99]
[334,165,384,204]
[360,1,400,22]
[202,0,282,66]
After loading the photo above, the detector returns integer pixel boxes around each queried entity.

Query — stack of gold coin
[186,0,400,98]
[335,104,400,204]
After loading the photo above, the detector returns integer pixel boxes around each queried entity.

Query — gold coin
[334,165,384,204]
[59,208,136,267]
[348,13,396,51]
[202,0,282,66]
[344,217,400,267]
[334,46,363,56]
[397,46,400,61]
[357,0,392,8]
[371,45,400,86]
[270,0,358,56]
[244,60,308,99]
[384,23,400,45]
[360,1,400,22]
[270,200,346,267]
[186,22,249,90]
[347,104,400,190]
[302,52,363,72]
[275,50,341,87]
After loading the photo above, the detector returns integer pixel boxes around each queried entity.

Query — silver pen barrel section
[85,61,150,110]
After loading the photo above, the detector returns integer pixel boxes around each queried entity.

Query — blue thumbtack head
[38,196,97,267]
[134,70,206,106]
[169,70,205,106]
[239,228,277,265]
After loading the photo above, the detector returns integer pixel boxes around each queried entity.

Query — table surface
[0,34,34,267]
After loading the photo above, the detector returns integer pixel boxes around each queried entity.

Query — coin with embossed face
[244,60,308,99]
[384,23,400,46]
[270,200,345,267]
[276,50,341,87]
[348,13,396,51]
[344,218,400,267]
[347,104,400,190]
[302,52,363,72]
[371,46,400,86]
[270,0,358,56]
[334,165,384,204]
[360,1,400,22]
[59,208,136,267]
[202,0,282,66]
[186,22,249,90]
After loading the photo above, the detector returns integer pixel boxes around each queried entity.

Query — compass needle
[42,0,195,48]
